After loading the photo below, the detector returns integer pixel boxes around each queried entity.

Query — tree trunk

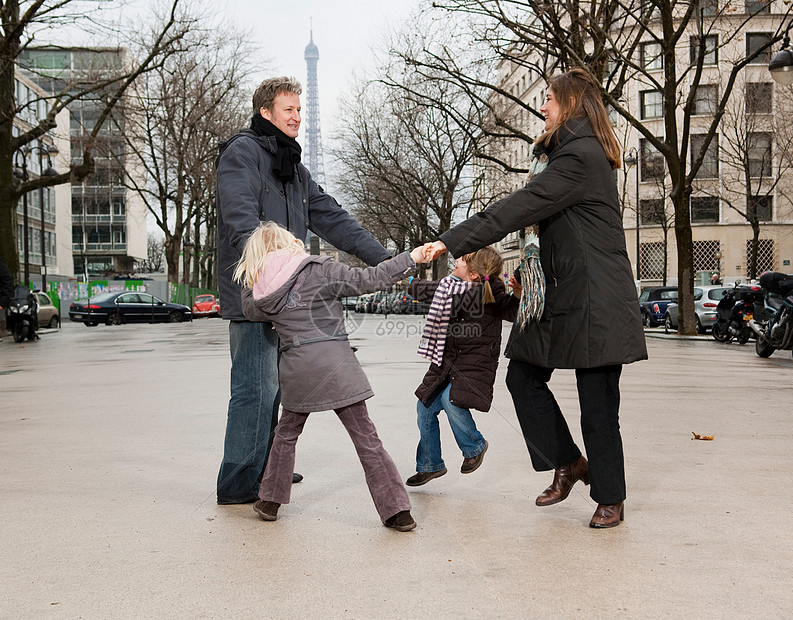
[164,234,181,284]
[749,221,760,280]
[0,19,21,282]
[673,191,696,335]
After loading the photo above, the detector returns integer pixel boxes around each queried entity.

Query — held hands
[410,242,435,264]
[425,241,447,261]
[410,240,448,264]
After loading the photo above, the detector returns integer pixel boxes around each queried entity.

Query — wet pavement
[1,316,791,618]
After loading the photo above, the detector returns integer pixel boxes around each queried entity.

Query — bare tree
[332,43,488,278]
[139,232,165,272]
[0,0,190,283]
[118,24,253,284]
[394,0,791,334]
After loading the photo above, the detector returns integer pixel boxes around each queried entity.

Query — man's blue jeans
[217,320,281,503]
[415,383,486,473]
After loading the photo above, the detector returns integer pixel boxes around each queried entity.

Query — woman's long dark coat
[440,119,647,369]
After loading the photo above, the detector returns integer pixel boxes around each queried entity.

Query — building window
[640,198,665,225]
[748,133,772,178]
[691,134,719,178]
[640,241,665,279]
[746,238,775,273]
[690,35,718,65]
[697,0,719,16]
[746,33,772,65]
[745,0,771,14]
[693,240,721,272]
[640,1,661,20]
[692,84,718,115]
[640,90,663,119]
[606,103,619,126]
[640,42,663,71]
[691,197,719,223]
[746,82,772,114]
[640,138,664,182]
[749,195,773,221]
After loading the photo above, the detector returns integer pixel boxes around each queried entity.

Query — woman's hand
[426,241,448,261]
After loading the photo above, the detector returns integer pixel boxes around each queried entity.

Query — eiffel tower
[304,24,326,187]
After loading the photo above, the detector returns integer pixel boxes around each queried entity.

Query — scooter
[749,272,793,358]
[711,282,763,344]
[6,286,39,343]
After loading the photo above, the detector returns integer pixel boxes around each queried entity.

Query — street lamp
[624,146,640,280]
[769,19,793,85]
[14,143,59,290]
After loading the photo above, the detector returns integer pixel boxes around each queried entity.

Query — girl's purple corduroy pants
[258,401,411,522]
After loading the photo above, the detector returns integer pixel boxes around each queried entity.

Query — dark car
[69,291,192,326]
[392,292,430,315]
[638,286,678,327]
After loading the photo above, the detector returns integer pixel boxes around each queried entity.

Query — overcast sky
[221,0,424,146]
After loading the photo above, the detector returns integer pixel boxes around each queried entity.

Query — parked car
[341,296,359,311]
[192,294,221,318]
[36,291,60,328]
[638,286,678,327]
[663,285,731,333]
[366,291,388,313]
[391,292,430,315]
[69,291,192,326]
[356,294,373,313]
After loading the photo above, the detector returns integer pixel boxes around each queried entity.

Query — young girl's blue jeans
[415,383,487,473]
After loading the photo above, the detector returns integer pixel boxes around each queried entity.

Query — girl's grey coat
[241,252,416,413]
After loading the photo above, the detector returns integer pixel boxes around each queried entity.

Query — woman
[427,69,647,528]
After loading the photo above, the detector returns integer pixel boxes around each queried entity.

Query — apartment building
[19,47,147,279]
[486,1,793,285]
[13,71,72,288]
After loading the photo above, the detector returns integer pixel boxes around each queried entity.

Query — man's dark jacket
[216,129,390,320]
[440,119,647,369]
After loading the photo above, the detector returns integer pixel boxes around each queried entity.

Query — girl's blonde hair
[233,221,306,289]
[462,246,504,303]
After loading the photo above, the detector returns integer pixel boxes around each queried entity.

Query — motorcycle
[749,272,793,358]
[711,282,764,344]
[6,286,39,343]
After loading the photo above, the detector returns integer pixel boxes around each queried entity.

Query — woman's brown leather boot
[535,455,589,506]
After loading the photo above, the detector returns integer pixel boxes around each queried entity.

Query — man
[215,77,391,504]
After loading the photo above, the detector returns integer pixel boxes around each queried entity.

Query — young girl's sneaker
[461,440,489,474]
[384,510,417,531]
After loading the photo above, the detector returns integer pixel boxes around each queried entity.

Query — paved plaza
[1,314,792,618]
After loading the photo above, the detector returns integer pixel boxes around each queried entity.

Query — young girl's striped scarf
[417,276,474,366]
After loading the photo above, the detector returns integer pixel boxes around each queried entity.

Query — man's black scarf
[250,114,302,183]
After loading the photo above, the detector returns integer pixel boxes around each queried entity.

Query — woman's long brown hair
[536,68,622,170]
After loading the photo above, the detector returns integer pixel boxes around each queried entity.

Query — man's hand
[425,241,448,261]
